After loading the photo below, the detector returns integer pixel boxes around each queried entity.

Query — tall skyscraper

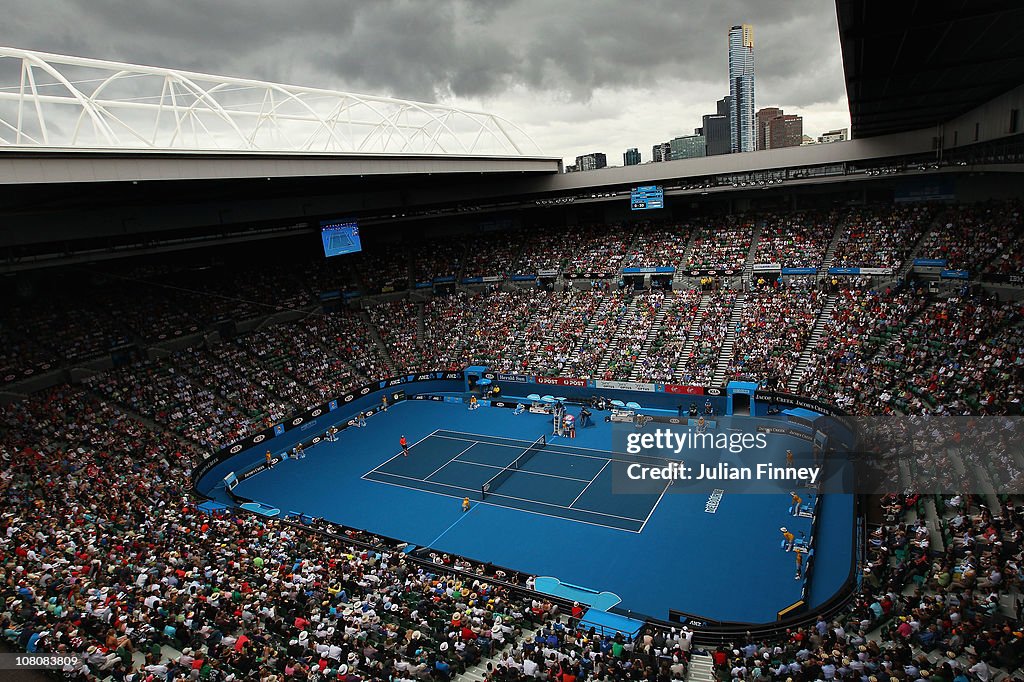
[728,24,755,153]
[623,148,641,166]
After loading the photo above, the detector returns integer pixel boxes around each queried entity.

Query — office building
[767,114,803,149]
[574,152,607,172]
[624,148,641,166]
[701,97,732,156]
[652,142,671,163]
[669,134,706,160]
[818,128,849,144]
[756,107,782,151]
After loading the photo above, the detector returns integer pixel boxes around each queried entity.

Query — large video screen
[320,220,362,257]
[630,185,664,210]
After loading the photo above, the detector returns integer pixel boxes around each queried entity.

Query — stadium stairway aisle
[686,653,716,682]
[361,309,398,375]
[676,294,712,375]
[629,294,674,381]
[740,220,765,283]
[712,293,745,385]
[787,294,838,392]
[455,620,551,682]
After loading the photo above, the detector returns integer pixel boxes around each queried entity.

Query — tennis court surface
[362,429,669,532]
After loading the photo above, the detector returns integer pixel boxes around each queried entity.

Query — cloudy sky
[1,0,850,164]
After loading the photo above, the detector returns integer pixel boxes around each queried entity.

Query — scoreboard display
[631,185,664,210]
[320,219,362,257]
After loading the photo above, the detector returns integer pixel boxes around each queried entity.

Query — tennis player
[400,435,408,457]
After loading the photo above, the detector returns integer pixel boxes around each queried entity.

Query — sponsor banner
[156,324,201,340]
[444,396,464,404]
[413,394,445,402]
[594,379,656,392]
[510,274,538,281]
[342,290,362,300]
[940,269,970,280]
[318,290,342,301]
[414,281,433,289]
[0,360,57,384]
[462,276,483,284]
[622,266,676,274]
[982,272,1024,285]
[819,266,892,274]
[704,387,724,397]
[563,272,616,279]
[328,400,338,411]
[756,424,814,442]
[533,376,589,388]
[483,372,530,383]
[684,268,739,277]
[238,457,284,481]
[781,267,818,275]
[489,400,518,409]
[274,424,285,437]
[751,263,781,271]
[538,269,559,278]
[754,390,853,432]
[481,275,503,283]
[433,276,456,284]
[662,384,705,396]
[914,258,948,267]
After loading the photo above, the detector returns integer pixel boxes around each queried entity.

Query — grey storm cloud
[1,0,844,106]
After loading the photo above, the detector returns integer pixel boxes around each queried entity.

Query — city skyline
[0,1,851,166]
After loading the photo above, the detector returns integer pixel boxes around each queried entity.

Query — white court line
[637,480,672,534]
[362,471,641,533]
[365,468,645,524]
[427,506,475,547]
[433,432,678,467]
[449,457,592,484]
[424,442,478,481]
[364,429,440,475]
[569,460,609,508]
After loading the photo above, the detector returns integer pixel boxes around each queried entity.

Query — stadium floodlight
[0,47,542,156]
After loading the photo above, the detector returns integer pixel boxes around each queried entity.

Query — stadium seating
[2,200,1024,680]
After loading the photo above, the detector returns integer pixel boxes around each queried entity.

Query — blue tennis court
[363,429,670,532]
[230,399,855,624]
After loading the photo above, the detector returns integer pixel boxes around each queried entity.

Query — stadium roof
[838,0,1024,138]
[0,47,542,157]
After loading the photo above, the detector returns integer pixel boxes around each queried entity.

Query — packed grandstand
[0,199,1023,680]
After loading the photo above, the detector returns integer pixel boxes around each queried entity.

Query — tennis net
[481,435,546,499]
